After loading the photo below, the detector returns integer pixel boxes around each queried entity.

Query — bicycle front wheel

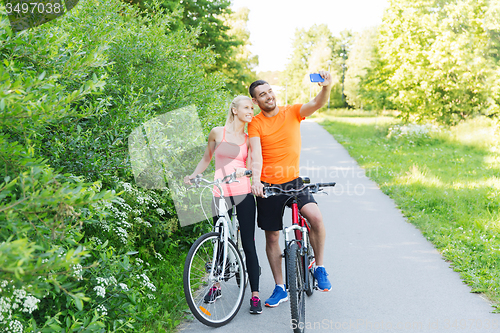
[183,232,246,327]
[305,237,315,297]
[287,242,306,333]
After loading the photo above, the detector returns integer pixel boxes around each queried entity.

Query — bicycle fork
[210,215,230,283]
[283,203,310,291]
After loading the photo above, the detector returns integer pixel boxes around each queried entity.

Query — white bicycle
[183,170,251,327]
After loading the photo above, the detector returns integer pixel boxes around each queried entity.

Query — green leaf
[72,294,83,311]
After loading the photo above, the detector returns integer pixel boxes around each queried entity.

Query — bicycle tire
[183,232,246,327]
[287,242,306,333]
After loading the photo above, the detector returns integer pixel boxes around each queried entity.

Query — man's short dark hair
[249,80,269,98]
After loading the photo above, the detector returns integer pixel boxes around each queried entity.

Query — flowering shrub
[0,282,40,333]
[0,0,228,331]
[387,123,442,145]
[87,180,178,250]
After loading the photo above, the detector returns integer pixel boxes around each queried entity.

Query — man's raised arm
[300,70,335,118]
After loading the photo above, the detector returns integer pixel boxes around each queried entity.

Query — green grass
[316,112,500,312]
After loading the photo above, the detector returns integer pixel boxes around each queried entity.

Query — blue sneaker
[314,267,331,292]
[264,285,288,307]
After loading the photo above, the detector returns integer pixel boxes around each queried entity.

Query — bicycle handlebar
[188,170,252,187]
[316,182,337,187]
[263,181,336,198]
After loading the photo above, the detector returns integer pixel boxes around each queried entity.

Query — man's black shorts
[256,177,317,231]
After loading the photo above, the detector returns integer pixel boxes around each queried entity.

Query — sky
[230,0,389,73]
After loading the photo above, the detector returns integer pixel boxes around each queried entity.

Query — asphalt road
[177,120,499,333]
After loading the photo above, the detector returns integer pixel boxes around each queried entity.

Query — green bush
[1,0,230,331]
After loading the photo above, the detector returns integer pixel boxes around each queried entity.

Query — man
[248,70,334,307]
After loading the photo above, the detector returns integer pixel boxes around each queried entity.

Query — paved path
[177,120,499,332]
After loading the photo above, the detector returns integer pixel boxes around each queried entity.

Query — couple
[185,71,334,315]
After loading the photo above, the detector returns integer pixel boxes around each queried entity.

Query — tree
[375,0,500,123]
[358,45,396,111]
[221,7,258,94]
[130,0,257,94]
[344,27,377,108]
[281,24,339,105]
[155,0,236,71]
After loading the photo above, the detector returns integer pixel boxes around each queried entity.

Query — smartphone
[309,73,324,82]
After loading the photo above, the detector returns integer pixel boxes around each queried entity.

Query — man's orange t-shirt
[248,104,304,184]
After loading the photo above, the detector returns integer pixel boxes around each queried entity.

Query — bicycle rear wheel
[287,242,305,333]
[183,232,246,327]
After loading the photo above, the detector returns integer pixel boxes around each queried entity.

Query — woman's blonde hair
[225,95,252,126]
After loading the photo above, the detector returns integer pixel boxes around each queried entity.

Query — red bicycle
[264,177,336,333]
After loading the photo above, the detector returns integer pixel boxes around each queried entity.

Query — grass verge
[316,112,500,312]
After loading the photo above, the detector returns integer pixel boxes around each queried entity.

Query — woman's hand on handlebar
[234,168,246,179]
[183,174,196,185]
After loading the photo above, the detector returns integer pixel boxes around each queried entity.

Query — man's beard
[259,100,276,112]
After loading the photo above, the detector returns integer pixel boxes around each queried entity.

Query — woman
[184,95,262,314]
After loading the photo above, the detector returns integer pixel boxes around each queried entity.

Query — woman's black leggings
[212,193,259,293]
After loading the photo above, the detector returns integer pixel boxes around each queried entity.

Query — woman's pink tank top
[213,127,251,197]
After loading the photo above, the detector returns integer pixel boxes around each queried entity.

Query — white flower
[72,264,83,281]
[96,304,108,316]
[12,288,26,301]
[109,276,117,286]
[146,294,155,299]
[91,237,103,245]
[93,286,105,298]
[118,283,129,291]
[22,295,40,314]
[136,273,156,292]
[122,182,133,192]
[8,319,23,333]
[154,252,164,261]
[115,227,128,244]
[134,217,152,227]
[97,277,108,286]
[156,208,165,215]
[97,219,110,232]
